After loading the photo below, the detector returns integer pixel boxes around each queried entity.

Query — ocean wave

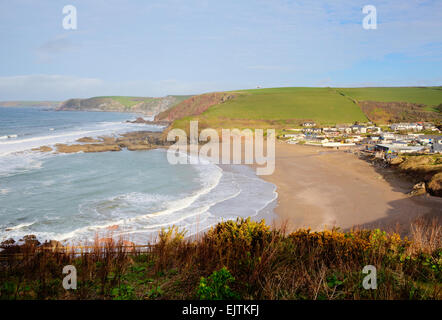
[0,120,162,157]
[3,221,36,231]
[0,149,278,245]
[46,160,225,242]
[0,151,49,178]
[0,134,18,140]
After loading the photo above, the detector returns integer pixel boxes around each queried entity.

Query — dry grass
[1,218,441,300]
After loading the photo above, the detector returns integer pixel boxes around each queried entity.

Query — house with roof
[350,125,367,134]
[390,123,423,132]
[302,127,322,134]
[302,121,317,127]
[375,143,426,154]
[423,122,436,130]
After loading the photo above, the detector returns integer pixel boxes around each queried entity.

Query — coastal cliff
[58,95,192,116]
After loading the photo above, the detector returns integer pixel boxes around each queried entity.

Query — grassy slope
[174,87,368,130]
[338,87,442,112]
[171,87,442,130]
[207,87,368,124]
[96,96,192,109]
[96,96,153,108]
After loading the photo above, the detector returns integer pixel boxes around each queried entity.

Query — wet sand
[257,142,442,234]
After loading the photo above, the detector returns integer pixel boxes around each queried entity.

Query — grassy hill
[167,87,369,131]
[96,96,155,108]
[206,87,368,123]
[161,86,442,131]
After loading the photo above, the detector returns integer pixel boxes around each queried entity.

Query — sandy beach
[257,142,442,235]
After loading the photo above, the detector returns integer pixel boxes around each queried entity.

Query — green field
[338,87,442,111]
[170,86,442,130]
[96,96,153,108]
[175,87,368,129]
[95,95,192,109]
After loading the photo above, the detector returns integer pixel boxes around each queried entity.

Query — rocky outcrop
[388,155,442,197]
[116,131,169,151]
[0,235,43,256]
[427,172,442,197]
[32,146,53,152]
[127,117,171,126]
[76,137,101,143]
[29,131,172,155]
[409,182,426,196]
[20,235,40,247]
[389,156,404,165]
[55,143,121,153]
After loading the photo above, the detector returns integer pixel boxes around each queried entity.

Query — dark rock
[20,235,40,246]
[0,238,15,247]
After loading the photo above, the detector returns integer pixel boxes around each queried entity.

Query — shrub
[197,267,240,300]
[206,218,272,249]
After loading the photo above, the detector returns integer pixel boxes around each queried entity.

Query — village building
[375,143,426,154]
[350,125,367,134]
[390,123,423,132]
[302,128,322,134]
[423,122,436,130]
[336,126,352,134]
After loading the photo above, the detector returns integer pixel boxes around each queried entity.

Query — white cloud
[0,75,103,100]
[0,75,228,100]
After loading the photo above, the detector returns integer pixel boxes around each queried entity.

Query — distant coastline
[0,101,61,108]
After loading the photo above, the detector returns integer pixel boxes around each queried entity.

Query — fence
[0,244,155,262]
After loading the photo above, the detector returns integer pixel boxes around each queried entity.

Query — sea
[0,107,277,244]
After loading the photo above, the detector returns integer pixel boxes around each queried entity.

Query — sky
[0,0,441,100]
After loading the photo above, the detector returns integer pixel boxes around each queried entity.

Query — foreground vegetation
[1,218,441,300]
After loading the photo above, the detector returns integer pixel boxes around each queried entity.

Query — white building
[390,123,423,132]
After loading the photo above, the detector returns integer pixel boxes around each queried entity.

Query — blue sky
[0,0,441,100]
